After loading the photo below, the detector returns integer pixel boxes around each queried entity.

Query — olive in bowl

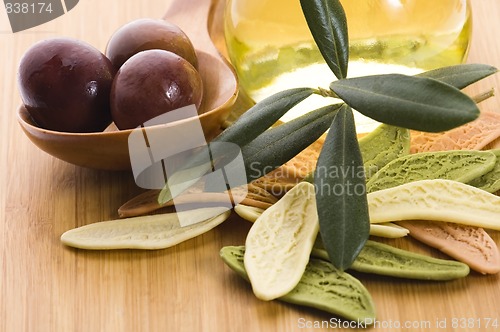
[105,18,198,70]
[110,49,204,130]
[18,38,115,133]
[17,51,237,171]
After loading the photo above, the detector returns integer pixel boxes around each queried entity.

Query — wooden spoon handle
[117,190,162,218]
[163,0,219,56]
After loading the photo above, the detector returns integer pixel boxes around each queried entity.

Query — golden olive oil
[225,0,472,133]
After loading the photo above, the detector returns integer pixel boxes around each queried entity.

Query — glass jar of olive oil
[224,0,472,133]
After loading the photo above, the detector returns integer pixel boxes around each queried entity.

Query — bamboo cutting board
[1,1,500,331]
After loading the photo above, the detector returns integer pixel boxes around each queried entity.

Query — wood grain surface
[1,1,500,331]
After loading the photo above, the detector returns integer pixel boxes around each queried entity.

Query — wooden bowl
[17,51,238,171]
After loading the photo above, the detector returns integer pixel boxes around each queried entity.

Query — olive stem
[472,88,495,104]
[314,87,339,99]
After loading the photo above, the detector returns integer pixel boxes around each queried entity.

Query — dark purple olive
[105,18,198,70]
[18,38,115,133]
[110,49,203,130]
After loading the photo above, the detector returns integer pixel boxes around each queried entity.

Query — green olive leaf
[330,74,480,132]
[300,0,349,79]
[416,64,498,90]
[214,87,314,147]
[158,88,315,204]
[314,104,370,271]
[239,103,343,182]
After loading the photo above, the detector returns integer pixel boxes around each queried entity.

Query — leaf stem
[472,88,495,104]
[314,87,339,99]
